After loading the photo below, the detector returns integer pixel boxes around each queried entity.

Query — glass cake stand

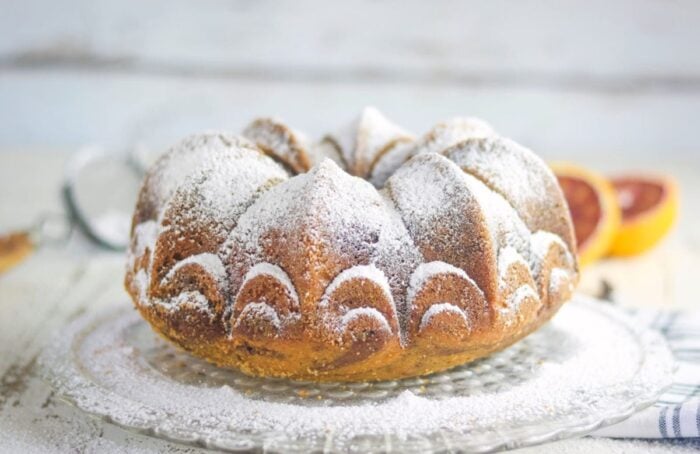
[39,295,674,453]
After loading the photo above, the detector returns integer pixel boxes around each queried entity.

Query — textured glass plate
[39,295,674,453]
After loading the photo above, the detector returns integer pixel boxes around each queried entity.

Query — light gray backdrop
[1,0,699,163]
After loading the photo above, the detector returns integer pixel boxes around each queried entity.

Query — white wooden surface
[1,0,700,160]
[4,0,699,77]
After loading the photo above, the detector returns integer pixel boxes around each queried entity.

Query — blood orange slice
[609,175,678,256]
[550,163,621,266]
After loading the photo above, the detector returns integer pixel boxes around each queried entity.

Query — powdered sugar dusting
[129,133,292,317]
[132,221,158,257]
[307,140,346,169]
[530,230,573,278]
[500,285,539,325]
[369,116,494,188]
[407,261,475,306]
[531,231,568,262]
[242,117,311,173]
[162,253,227,286]
[325,264,394,303]
[459,171,532,258]
[369,141,415,187]
[498,247,528,279]
[387,152,533,300]
[338,307,392,334]
[151,290,212,315]
[325,107,413,177]
[507,285,539,310]
[126,110,580,376]
[387,153,465,233]
[412,117,495,157]
[223,158,422,316]
[133,269,149,302]
[141,132,260,218]
[326,115,358,167]
[444,136,548,207]
[42,298,671,450]
[443,136,574,250]
[234,302,282,332]
[419,303,469,332]
[128,220,159,269]
[353,106,413,177]
[550,267,575,295]
[386,153,505,301]
[240,263,299,308]
[160,144,288,239]
[498,247,531,296]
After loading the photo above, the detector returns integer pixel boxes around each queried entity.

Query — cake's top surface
[126,107,578,380]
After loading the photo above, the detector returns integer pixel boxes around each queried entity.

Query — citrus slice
[0,231,34,274]
[550,163,621,266]
[609,175,678,256]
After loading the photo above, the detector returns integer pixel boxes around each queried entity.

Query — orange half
[550,163,621,266]
[609,175,678,256]
[0,231,34,274]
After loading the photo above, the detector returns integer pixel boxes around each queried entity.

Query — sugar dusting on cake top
[323,106,414,178]
[127,107,578,350]
[221,158,422,319]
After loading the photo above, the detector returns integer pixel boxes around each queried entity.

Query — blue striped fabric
[593,308,700,438]
[659,407,669,438]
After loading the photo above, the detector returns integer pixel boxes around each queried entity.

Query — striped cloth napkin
[592,308,700,438]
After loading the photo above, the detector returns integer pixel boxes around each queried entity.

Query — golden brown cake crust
[125,110,579,382]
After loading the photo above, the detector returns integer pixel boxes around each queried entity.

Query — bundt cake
[125,107,578,382]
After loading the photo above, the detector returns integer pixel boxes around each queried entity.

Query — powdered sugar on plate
[38,295,673,452]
